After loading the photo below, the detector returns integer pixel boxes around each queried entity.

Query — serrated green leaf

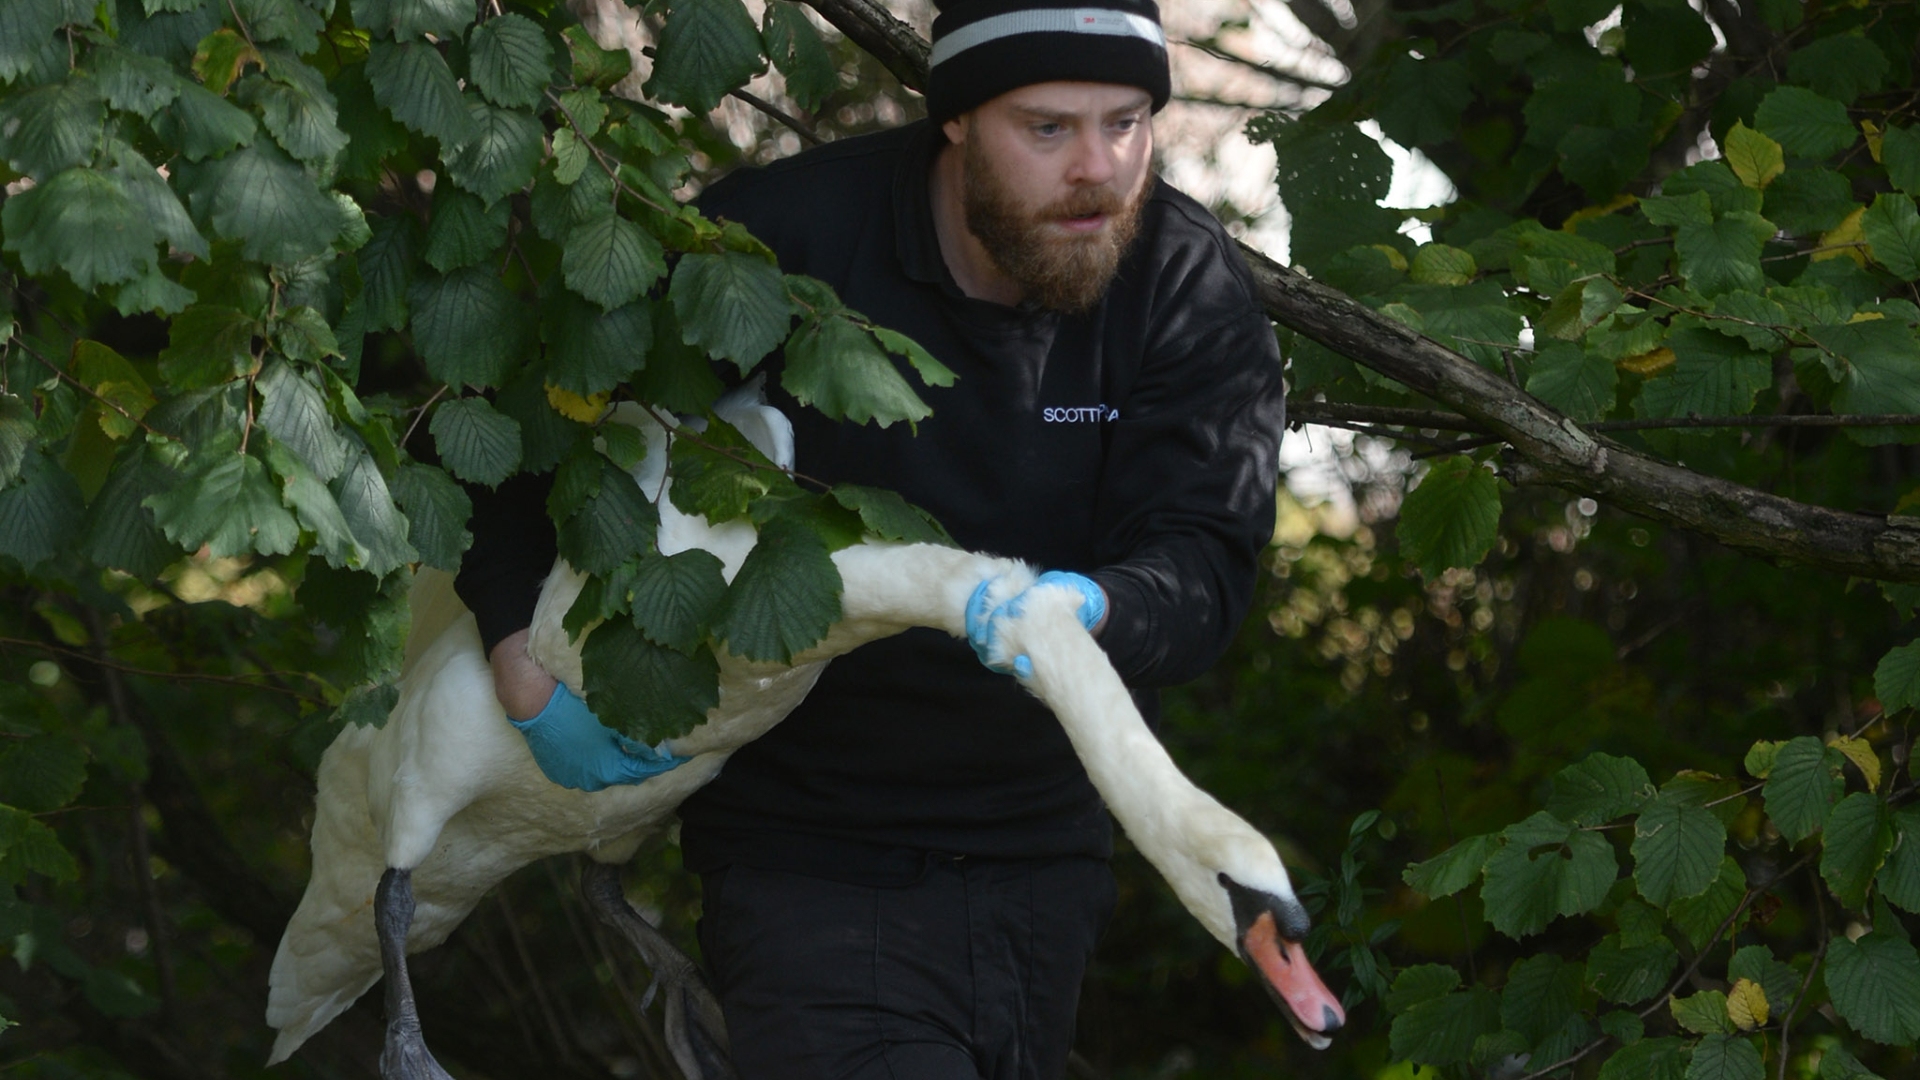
[354,215,418,333]
[1588,933,1678,1005]
[0,395,38,488]
[530,158,613,240]
[423,186,508,273]
[1754,86,1855,161]
[669,252,791,372]
[1633,794,1727,906]
[1482,811,1617,938]
[0,806,77,883]
[1884,125,1920,198]
[761,1,835,111]
[558,87,606,139]
[558,457,658,575]
[1537,278,1623,343]
[2,168,155,290]
[381,0,472,40]
[256,362,345,481]
[1389,986,1499,1068]
[80,444,178,577]
[626,548,728,653]
[1675,212,1774,297]
[107,148,208,261]
[445,98,543,204]
[562,212,667,312]
[1882,642,1920,716]
[1685,1033,1762,1080]
[191,142,339,265]
[1815,1046,1884,1080]
[1822,792,1895,910]
[1548,753,1651,826]
[1408,243,1476,286]
[1385,964,1459,1014]
[829,484,951,546]
[1668,856,1747,950]
[1395,455,1501,577]
[542,290,651,397]
[1597,1037,1689,1080]
[783,315,933,428]
[868,326,957,389]
[229,0,321,52]
[0,76,103,180]
[430,397,521,487]
[1861,194,1920,281]
[645,0,765,115]
[243,63,348,166]
[158,303,256,389]
[1501,953,1584,1049]
[333,680,399,729]
[1671,991,1733,1035]
[580,619,719,743]
[1527,342,1617,423]
[1877,806,1920,914]
[274,306,339,364]
[329,61,409,181]
[497,364,583,474]
[1642,191,1714,228]
[92,43,179,116]
[153,80,257,161]
[387,463,470,572]
[1704,291,1789,352]
[711,516,841,664]
[0,0,67,86]
[468,13,552,109]
[408,265,527,389]
[1402,833,1497,898]
[561,23,632,89]
[1727,945,1802,1021]
[1786,33,1888,106]
[330,446,415,577]
[365,40,478,147]
[0,735,85,814]
[1825,930,1920,1044]
[146,448,300,558]
[1762,167,1855,235]
[1635,327,1771,420]
[1763,736,1843,843]
[1807,320,1920,424]
[270,440,366,570]
[666,428,777,524]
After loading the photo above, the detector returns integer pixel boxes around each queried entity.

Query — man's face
[946,82,1155,313]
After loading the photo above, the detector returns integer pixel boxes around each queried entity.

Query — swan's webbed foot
[376,868,455,1080]
[580,860,737,1080]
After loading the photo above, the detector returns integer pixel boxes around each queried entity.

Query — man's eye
[1033,123,1064,138]
[1111,116,1142,133]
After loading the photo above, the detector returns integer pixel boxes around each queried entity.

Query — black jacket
[456,121,1286,881]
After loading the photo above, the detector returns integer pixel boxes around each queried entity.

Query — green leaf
[468,13,551,109]
[1549,753,1652,827]
[711,516,842,664]
[830,484,952,546]
[0,0,66,86]
[1785,33,1889,106]
[666,428,777,524]
[627,548,728,653]
[1395,455,1501,577]
[1763,736,1843,843]
[1633,793,1728,906]
[1403,833,1497,898]
[229,0,321,53]
[146,448,300,558]
[270,440,366,570]
[1259,121,1397,271]
[408,265,527,389]
[542,291,651,397]
[1807,320,1920,422]
[329,61,409,181]
[1815,1046,1884,1080]
[92,46,177,119]
[330,446,416,577]
[430,397,521,487]
[445,99,544,205]
[669,252,791,372]
[1597,1037,1689,1080]
[1880,642,1920,715]
[557,457,658,575]
[0,453,83,570]
[1,168,155,290]
[563,212,667,312]
[108,148,208,261]
[1671,991,1733,1035]
[1668,857,1748,950]
[152,81,257,161]
[1408,243,1477,286]
[1880,807,1920,913]
[0,395,38,488]
[158,304,256,389]
[1635,327,1771,421]
[580,620,719,744]
[80,444,177,577]
[557,87,607,139]
[0,806,78,883]
[1762,167,1855,235]
[1527,342,1617,423]
[1754,86,1855,161]
[761,1,835,111]
[783,315,934,428]
[1675,213,1774,298]
[1825,930,1920,1044]
[0,77,103,180]
[1861,194,1920,281]
[1822,792,1895,910]
[1727,945,1802,1020]
[1641,192,1714,229]
[531,158,614,240]
[365,40,479,148]
[869,326,957,389]
[423,186,509,273]
[354,215,419,333]
[1501,953,1585,1049]
[257,362,346,480]
[1389,985,1500,1067]
[1622,1,1714,79]
[242,62,348,166]
[1374,54,1473,148]
[561,23,632,90]
[332,680,399,730]
[1482,811,1617,938]
[1666,161,1763,217]
[388,462,471,572]
[1884,125,1920,197]
[375,0,472,41]
[644,0,766,115]
[1685,1033,1762,1080]
[191,142,340,265]
[1588,933,1679,1005]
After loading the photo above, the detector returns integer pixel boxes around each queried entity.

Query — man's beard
[961,138,1148,314]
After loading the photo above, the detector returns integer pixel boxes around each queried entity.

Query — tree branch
[802,0,1920,584]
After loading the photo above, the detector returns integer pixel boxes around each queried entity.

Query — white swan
[265,404,1343,1078]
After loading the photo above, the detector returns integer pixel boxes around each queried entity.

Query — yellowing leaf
[70,340,153,439]
[1724,122,1785,190]
[1618,346,1676,376]
[1370,244,1409,271]
[1828,735,1883,790]
[546,384,608,423]
[1409,244,1477,286]
[1563,193,1639,231]
[1848,311,1887,323]
[1727,978,1769,1030]
[192,28,263,97]
[1863,119,1884,163]
[1817,207,1868,265]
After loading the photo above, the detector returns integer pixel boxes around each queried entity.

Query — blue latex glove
[510,684,689,792]
[965,570,1108,679]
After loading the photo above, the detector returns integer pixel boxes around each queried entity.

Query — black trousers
[697,855,1115,1080]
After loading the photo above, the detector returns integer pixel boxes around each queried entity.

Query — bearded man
[455,1,1287,1076]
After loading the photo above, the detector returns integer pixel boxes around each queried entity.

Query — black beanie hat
[926,0,1172,127]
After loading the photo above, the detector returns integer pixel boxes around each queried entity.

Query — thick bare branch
[801,0,1920,584]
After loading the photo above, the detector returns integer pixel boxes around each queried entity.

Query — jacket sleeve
[1086,304,1286,688]
[452,470,558,655]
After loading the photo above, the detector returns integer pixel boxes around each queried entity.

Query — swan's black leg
[580,860,737,1080]
[376,868,455,1080]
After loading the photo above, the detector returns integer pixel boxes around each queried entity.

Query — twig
[492,890,581,1066]
[730,85,822,146]
[13,338,165,439]
[1175,38,1344,92]
[0,635,330,702]
[640,401,836,495]
[402,384,451,450]
[1775,863,1831,1079]
[545,89,677,219]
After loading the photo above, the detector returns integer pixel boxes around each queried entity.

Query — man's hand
[966,570,1108,678]
[489,631,687,791]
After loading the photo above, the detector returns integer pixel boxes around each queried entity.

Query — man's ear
[942,113,969,146]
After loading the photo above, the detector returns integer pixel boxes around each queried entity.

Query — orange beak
[1242,909,1345,1048]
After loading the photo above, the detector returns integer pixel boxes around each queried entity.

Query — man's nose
[1065,129,1118,186]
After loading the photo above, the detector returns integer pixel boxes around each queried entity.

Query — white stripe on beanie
[930,8,1168,68]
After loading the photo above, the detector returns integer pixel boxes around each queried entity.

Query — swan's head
[1218,872,1345,1049]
